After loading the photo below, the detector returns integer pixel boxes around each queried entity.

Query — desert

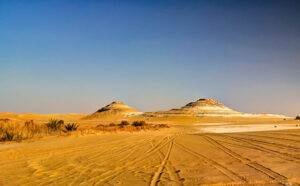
[2,1,300,185]
[0,99,300,186]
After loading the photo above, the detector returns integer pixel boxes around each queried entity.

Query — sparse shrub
[156,124,169,128]
[109,123,116,127]
[2,130,15,141]
[0,121,21,141]
[46,119,64,131]
[0,119,83,142]
[23,120,44,138]
[0,123,23,142]
[118,120,130,128]
[120,120,130,126]
[96,124,105,128]
[0,118,10,123]
[24,120,34,129]
[132,121,146,127]
[0,117,170,142]
[64,123,79,131]
[296,116,300,120]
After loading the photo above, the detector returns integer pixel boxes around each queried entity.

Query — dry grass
[0,119,81,142]
[46,119,64,131]
[0,119,169,142]
[64,123,79,131]
[95,120,169,133]
[0,119,47,142]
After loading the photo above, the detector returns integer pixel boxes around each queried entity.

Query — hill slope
[84,101,141,119]
[145,98,286,118]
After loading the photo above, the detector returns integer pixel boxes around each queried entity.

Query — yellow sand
[0,113,300,185]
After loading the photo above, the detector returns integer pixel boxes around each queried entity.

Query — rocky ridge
[84,99,287,119]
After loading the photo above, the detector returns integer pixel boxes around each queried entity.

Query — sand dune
[0,112,87,122]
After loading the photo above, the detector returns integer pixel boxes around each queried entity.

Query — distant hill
[144,98,287,118]
[83,101,141,120]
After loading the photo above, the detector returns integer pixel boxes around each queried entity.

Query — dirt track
[0,128,300,186]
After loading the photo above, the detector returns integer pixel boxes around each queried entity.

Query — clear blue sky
[0,0,299,116]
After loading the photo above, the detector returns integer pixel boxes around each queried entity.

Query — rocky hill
[84,101,141,119]
[170,98,240,115]
[144,98,286,118]
[83,98,287,119]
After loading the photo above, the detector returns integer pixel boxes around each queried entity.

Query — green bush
[46,119,64,131]
[64,123,79,131]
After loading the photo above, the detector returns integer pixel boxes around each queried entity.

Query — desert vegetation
[46,119,64,131]
[0,118,168,142]
[45,119,80,132]
[0,118,80,142]
[132,120,146,127]
[296,116,300,120]
[64,123,80,131]
[0,119,46,142]
[95,120,169,132]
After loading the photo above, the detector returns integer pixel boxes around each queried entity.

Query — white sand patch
[187,106,232,111]
[124,112,144,116]
[199,124,300,133]
[194,123,230,126]
[194,113,287,118]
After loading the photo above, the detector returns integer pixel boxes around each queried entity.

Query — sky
[0,0,299,116]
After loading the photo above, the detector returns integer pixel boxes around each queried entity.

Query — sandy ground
[1,123,300,186]
[199,124,300,133]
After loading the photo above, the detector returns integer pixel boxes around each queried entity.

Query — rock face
[85,101,140,119]
[161,98,240,116]
[95,101,139,113]
[149,98,286,118]
[84,99,287,119]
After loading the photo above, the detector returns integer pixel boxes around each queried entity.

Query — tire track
[236,133,300,144]
[92,136,175,185]
[153,138,182,186]
[69,137,153,185]
[227,134,300,152]
[199,178,300,186]
[150,139,174,186]
[174,141,247,183]
[5,137,145,184]
[214,134,300,163]
[165,161,183,186]
[267,131,300,138]
[90,136,173,186]
[203,135,287,181]
[0,135,141,170]
[262,131,300,141]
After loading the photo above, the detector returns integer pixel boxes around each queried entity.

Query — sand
[1,120,300,185]
[199,124,300,133]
